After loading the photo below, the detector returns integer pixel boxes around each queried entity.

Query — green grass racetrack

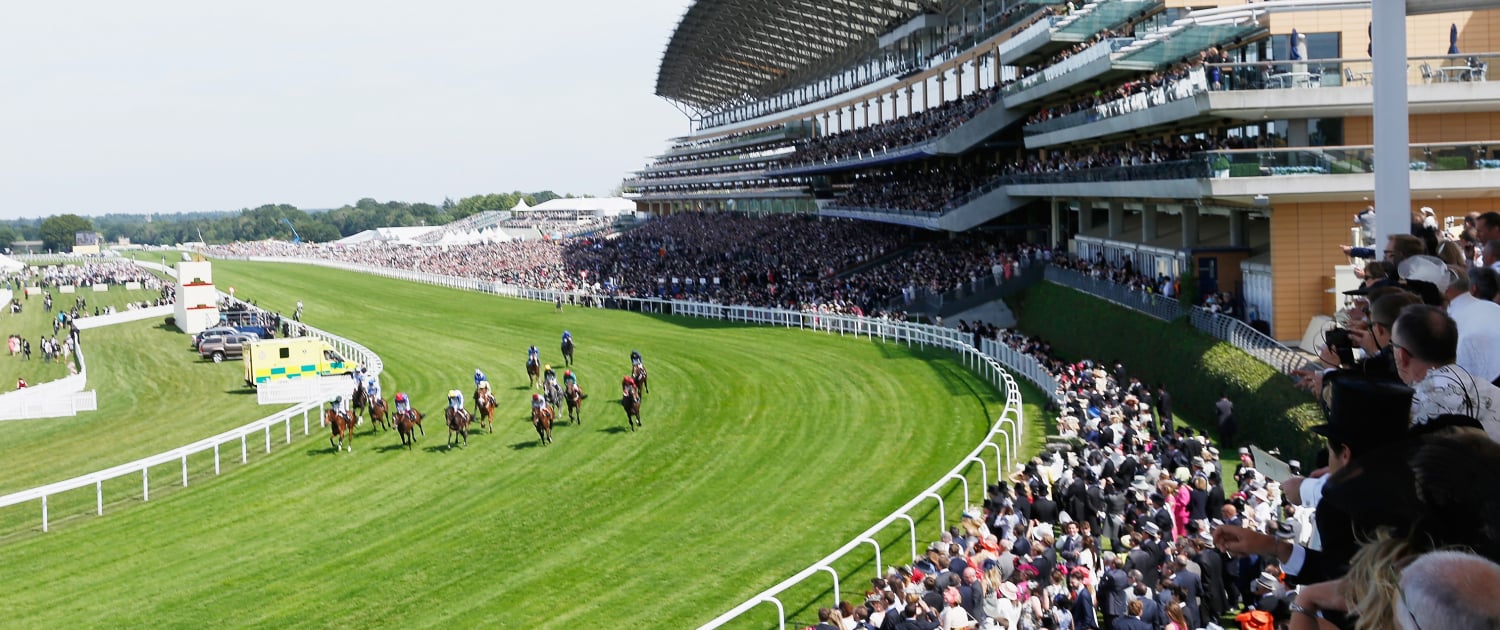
[0,259,1044,628]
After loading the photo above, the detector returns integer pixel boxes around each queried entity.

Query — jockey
[475,379,492,407]
[527,345,540,365]
[622,375,638,400]
[330,395,349,418]
[393,392,411,415]
[562,330,572,345]
[473,368,486,388]
[630,350,643,368]
[532,392,549,413]
[543,364,556,387]
[365,374,381,402]
[447,389,464,412]
[562,369,576,389]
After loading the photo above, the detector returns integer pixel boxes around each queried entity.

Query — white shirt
[1410,364,1500,442]
[1448,293,1500,383]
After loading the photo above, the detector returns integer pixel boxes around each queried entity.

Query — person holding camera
[1296,289,1421,393]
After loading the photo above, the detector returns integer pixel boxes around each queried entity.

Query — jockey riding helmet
[564,370,572,377]
[448,389,460,398]
[530,345,537,352]
[544,365,551,371]
[333,395,343,404]
[475,368,482,375]
[394,393,407,403]
[478,380,489,389]
[564,330,570,337]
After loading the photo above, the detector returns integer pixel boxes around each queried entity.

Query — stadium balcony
[999,0,1159,67]
[660,124,812,159]
[1025,51,1500,148]
[639,148,795,175]
[820,176,1028,232]
[623,169,774,188]
[631,185,808,202]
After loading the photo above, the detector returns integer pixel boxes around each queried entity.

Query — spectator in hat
[1127,522,1163,589]
[1391,305,1500,439]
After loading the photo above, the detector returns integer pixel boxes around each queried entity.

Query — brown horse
[632,364,649,394]
[565,383,585,425]
[326,408,355,452]
[527,359,540,388]
[532,406,554,445]
[621,388,642,431]
[395,408,424,449]
[475,391,497,434]
[367,397,390,433]
[446,406,471,449]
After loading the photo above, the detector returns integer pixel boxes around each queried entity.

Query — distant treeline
[3,191,577,251]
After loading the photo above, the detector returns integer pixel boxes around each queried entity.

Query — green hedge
[1010,282,1324,462]
[1434,155,1469,171]
[1229,163,1263,178]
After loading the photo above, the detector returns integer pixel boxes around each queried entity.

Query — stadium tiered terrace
[635,0,1500,342]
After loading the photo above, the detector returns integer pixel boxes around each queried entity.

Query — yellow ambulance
[244,337,358,386]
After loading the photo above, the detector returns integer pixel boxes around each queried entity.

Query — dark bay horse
[631,364,649,395]
[532,406,554,445]
[395,408,424,449]
[326,408,355,452]
[350,383,368,424]
[446,407,470,449]
[621,389,641,431]
[475,391,497,434]
[565,383,585,425]
[561,338,574,366]
[526,358,540,388]
[367,397,390,433]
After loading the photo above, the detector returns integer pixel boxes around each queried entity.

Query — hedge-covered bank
[1011,282,1324,462]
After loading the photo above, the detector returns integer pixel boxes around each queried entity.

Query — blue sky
[0,1,693,219]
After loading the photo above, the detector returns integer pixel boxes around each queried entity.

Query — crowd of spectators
[784,87,1004,167]
[832,162,999,214]
[1025,49,1218,129]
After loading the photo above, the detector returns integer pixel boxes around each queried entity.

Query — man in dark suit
[1069,569,1101,630]
[1155,384,1173,436]
[1149,494,1174,542]
[1111,600,1153,630]
[1098,553,1130,629]
[814,607,840,630]
[1170,556,1204,628]
[1190,537,1227,622]
[1133,582,1166,630]
[1031,485,1060,524]
[893,600,940,630]
[1126,527,1161,589]
[1057,521,1084,567]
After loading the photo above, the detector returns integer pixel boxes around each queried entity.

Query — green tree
[39,214,94,253]
[0,226,17,251]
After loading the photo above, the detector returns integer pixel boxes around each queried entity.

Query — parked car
[193,326,241,349]
[199,333,258,363]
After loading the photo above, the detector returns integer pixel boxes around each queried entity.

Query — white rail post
[896,513,918,563]
[241,435,247,463]
[818,565,841,607]
[967,456,989,497]
[947,473,971,512]
[762,597,787,630]
[142,467,149,502]
[181,455,188,486]
[264,425,271,453]
[214,443,221,475]
[285,417,291,444]
[96,481,103,515]
[924,492,947,532]
[859,537,883,577]
[983,442,1005,481]
[41,495,48,532]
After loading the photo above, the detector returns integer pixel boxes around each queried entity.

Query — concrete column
[1108,202,1125,239]
[993,48,1002,86]
[1373,0,1409,245]
[1181,204,1201,249]
[1230,210,1249,248]
[954,65,964,98]
[1142,204,1159,241]
[1050,198,1063,247]
[1078,201,1095,232]
[862,101,870,128]
[937,74,946,103]
[1286,119,1310,147]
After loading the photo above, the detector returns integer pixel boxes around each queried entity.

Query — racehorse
[395,408,424,449]
[561,338,574,366]
[532,406,554,445]
[350,382,368,423]
[526,358,540,388]
[446,407,471,449]
[543,379,564,410]
[631,364,649,395]
[367,397,390,433]
[326,408,355,452]
[475,391,497,434]
[564,383,585,425]
[621,388,642,431]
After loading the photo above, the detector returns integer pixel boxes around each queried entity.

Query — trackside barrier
[1045,266,1307,376]
[0,269,383,532]
[201,254,1067,629]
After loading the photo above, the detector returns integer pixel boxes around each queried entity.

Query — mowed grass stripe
[0,259,1014,629]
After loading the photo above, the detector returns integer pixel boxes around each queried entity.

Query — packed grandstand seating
[831,161,1000,214]
[1025,49,1220,129]
[781,87,1005,166]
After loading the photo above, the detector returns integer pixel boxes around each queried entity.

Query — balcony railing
[1003,159,1209,185]
[1206,141,1500,178]
[1205,52,1498,92]
[1002,37,1132,97]
[1024,67,1207,135]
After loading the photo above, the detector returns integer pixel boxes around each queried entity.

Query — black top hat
[1312,371,1414,449]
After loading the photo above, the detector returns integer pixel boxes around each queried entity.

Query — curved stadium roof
[656,0,923,114]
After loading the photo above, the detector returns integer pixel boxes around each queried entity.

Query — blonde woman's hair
[1346,529,1419,630]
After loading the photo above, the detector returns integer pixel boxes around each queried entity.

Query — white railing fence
[205,255,1066,630]
[0,314,382,532]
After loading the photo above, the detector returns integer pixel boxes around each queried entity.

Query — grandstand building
[631,0,1500,341]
